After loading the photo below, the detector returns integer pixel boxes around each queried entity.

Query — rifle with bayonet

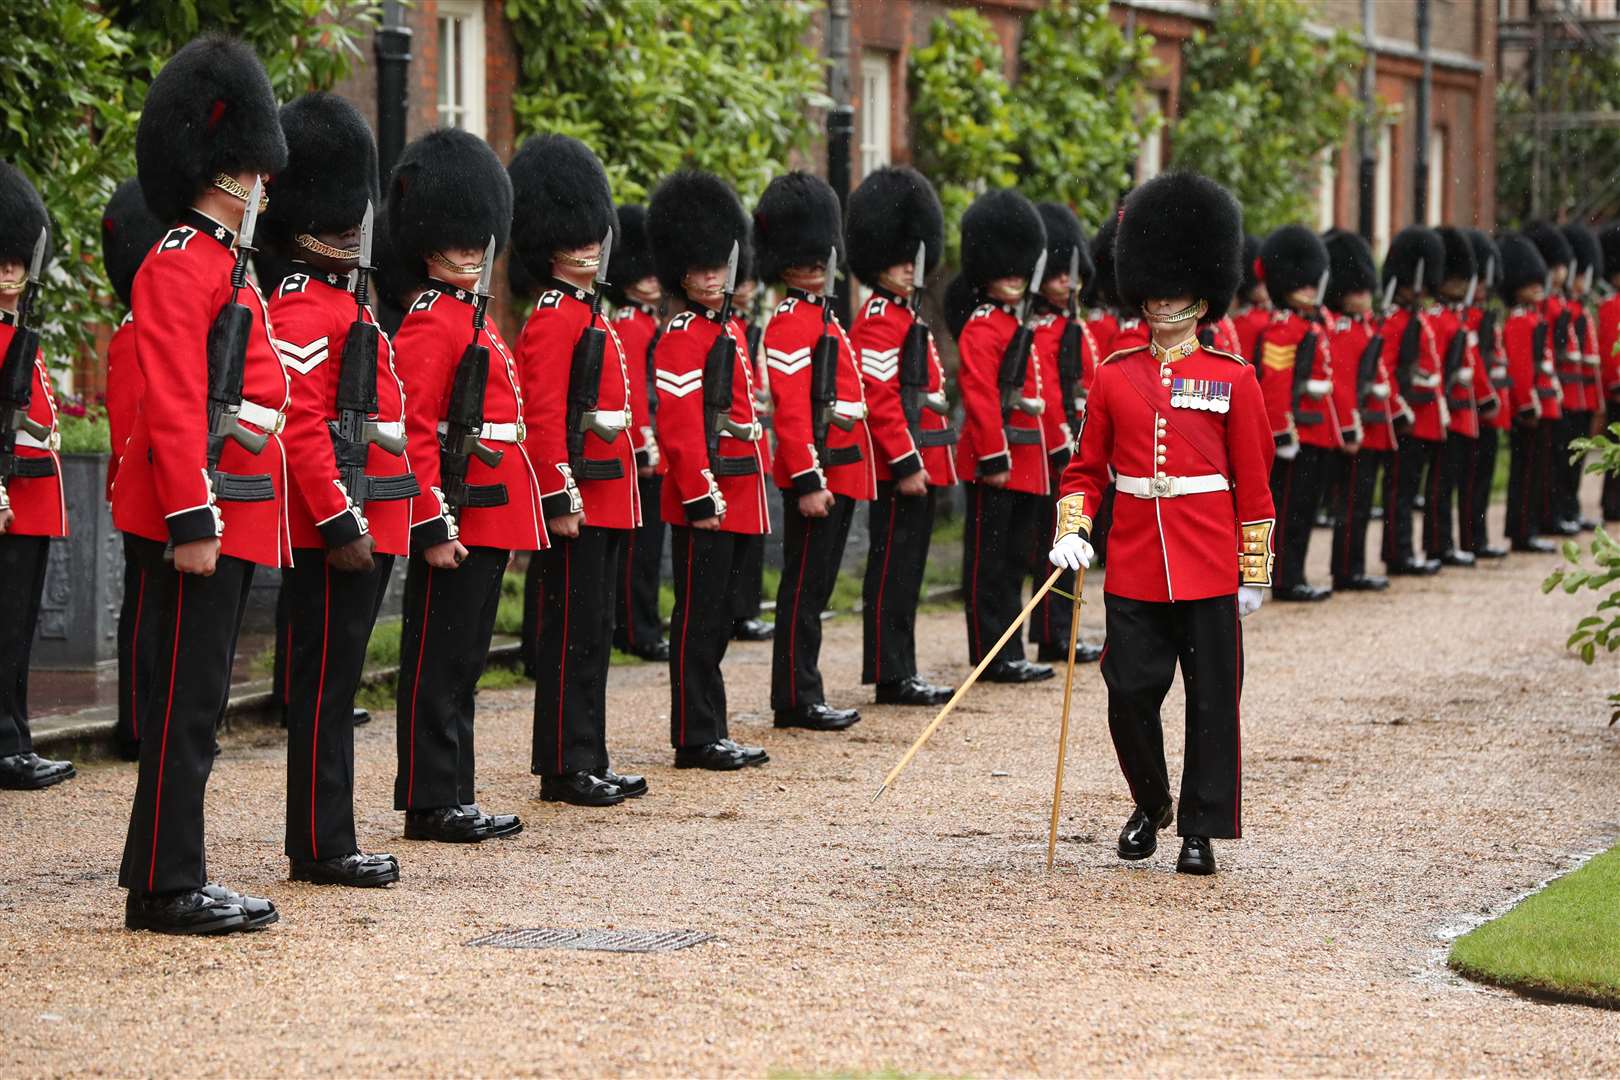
[701,241,759,487]
[997,251,1048,434]
[1291,266,1330,421]
[202,177,273,505]
[898,240,933,442]
[0,228,50,493]
[1054,245,1087,432]
[810,246,849,462]
[567,228,626,482]
[439,237,505,520]
[1392,258,1427,411]
[1442,272,1478,400]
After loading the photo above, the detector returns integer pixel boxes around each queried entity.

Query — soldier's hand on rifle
[548,511,584,540]
[173,537,221,577]
[692,515,722,531]
[0,507,11,534]
[426,539,468,569]
[981,470,1010,489]
[897,470,929,497]
[327,533,376,573]
[798,489,835,518]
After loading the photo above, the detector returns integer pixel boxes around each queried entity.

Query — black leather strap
[917,428,958,447]
[712,455,759,477]
[463,483,509,508]
[8,457,55,479]
[362,472,421,502]
[214,473,275,502]
[1004,427,1043,445]
[576,458,625,481]
[824,445,863,466]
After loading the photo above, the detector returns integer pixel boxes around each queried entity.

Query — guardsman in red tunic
[647,169,771,770]
[953,189,1056,684]
[606,204,672,663]
[112,37,289,933]
[263,93,407,887]
[509,135,644,807]
[1526,222,1581,537]
[0,163,74,792]
[1048,172,1275,877]
[1426,227,1485,567]
[1232,233,1272,362]
[99,179,167,762]
[387,128,540,843]
[1322,229,1393,591]
[1497,233,1559,552]
[1561,222,1603,531]
[1598,224,1620,523]
[1378,227,1448,575]
[757,171,875,730]
[1252,226,1338,600]
[1463,229,1511,559]
[847,165,956,708]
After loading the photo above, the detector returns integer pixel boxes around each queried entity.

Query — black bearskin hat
[605,204,655,304]
[101,179,166,307]
[1239,234,1263,300]
[1321,228,1376,313]
[1259,225,1329,303]
[943,273,981,341]
[263,92,378,251]
[385,128,512,285]
[1036,202,1093,286]
[508,134,617,279]
[1434,226,1477,285]
[1466,229,1501,289]
[1081,215,1120,308]
[1599,223,1620,282]
[0,162,52,269]
[753,171,844,284]
[960,188,1045,289]
[845,165,943,287]
[1380,226,1445,296]
[647,169,750,296]
[369,206,417,334]
[1561,221,1601,281]
[137,35,287,224]
[1524,220,1574,273]
[1496,233,1548,303]
[1114,172,1243,321]
[508,250,540,301]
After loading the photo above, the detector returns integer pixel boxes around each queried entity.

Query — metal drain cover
[466,928,714,953]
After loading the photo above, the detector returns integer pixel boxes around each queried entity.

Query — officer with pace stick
[1498,233,1559,553]
[263,92,411,886]
[1427,227,1484,567]
[1379,226,1448,576]
[1048,171,1276,877]
[509,135,645,807]
[648,170,770,770]
[389,128,540,843]
[846,165,956,707]
[1597,224,1620,523]
[1464,229,1511,559]
[112,35,288,933]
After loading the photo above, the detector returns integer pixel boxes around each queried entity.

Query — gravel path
[3,506,1618,1077]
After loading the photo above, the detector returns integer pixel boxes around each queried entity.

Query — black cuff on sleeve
[1047,446,1072,472]
[410,516,452,553]
[540,491,576,521]
[683,495,720,522]
[166,506,218,546]
[318,508,366,549]
[977,452,1012,479]
[790,470,827,497]
[888,451,923,480]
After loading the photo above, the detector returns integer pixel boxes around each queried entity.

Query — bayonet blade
[724,240,740,296]
[27,228,46,282]
[1316,267,1330,304]
[1412,257,1424,297]
[1021,250,1048,322]
[1463,274,1478,310]
[238,176,264,251]
[1584,264,1595,293]
[914,241,927,291]
[1067,246,1080,292]
[595,227,614,288]
[475,235,495,298]
[358,201,374,271]
[1382,273,1399,311]
[1485,255,1495,289]
[822,245,838,299]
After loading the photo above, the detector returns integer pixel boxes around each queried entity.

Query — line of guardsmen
[1,34,1617,929]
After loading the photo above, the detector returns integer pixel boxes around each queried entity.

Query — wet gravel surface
[3,507,1618,1076]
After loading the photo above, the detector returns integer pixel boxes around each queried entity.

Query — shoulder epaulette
[1204,346,1248,366]
[1098,344,1148,366]
[277,273,309,297]
[666,310,698,334]
[968,303,995,322]
[864,296,888,318]
[156,225,197,254]
[535,289,564,310]
[409,291,440,313]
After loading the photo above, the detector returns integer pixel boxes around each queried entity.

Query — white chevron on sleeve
[655,367,703,399]
[860,347,900,381]
[766,346,813,377]
[273,336,330,375]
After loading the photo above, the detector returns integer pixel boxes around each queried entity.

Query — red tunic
[395,282,547,552]
[1030,303,1085,461]
[1383,306,1449,442]
[1086,308,1117,361]
[0,317,66,537]
[1545,296,1584,414]
[1571,298,1602,413]
[112,211,291,567]
[1502,304,1562,422]
[1233,303,1273,363]
[1327,312,1397,452]
[1431,305,1480,439]
[104,317,141,501]
[850,288,958,487]
[1253,309,1342,449]
[764,290,876,500]
[955,301,1050,494]
[611,301,663,473]
[652,305,770,534]
[517,280,641,531]
[1059,343,1276,602]
[270,269,413,556]
[1598,294,1620,405]
[1467,305,1510,432]
[1112,314,1150,353]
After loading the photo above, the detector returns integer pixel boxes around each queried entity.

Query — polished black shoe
[1333,575,1388,592]
[126,888,252,935]
[1512,538,1558,554]
[0,752,75,790]
[773,703,861,730]
[602,767,647,798]
[461,805,523,838]
[1275,583,1332,602]
[197,882,279,928]
[875,675,953,706]
[674,742,750,770]
[405,806,496,843]
[1175,836,1217,875]
[1472,544,1510,560]
[1386,558,1442,576]
[983,659,1055,684]
[290,852,399,888]
[635,640,671,662]
[352,707,372,727]
[1118,803,1173,860]
[540,771,625,806]
[1439,550,1477,567]
[719,737,769,766]
[732,618,774,642]
[1579,516,1601,532]
[1551,519,1581,536]
[1035,641,1104,664]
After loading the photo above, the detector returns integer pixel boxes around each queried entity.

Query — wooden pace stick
[874,567,1064,801]
[1045,566,1087,870]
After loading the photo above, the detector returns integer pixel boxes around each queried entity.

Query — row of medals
[1169,378,1232,413]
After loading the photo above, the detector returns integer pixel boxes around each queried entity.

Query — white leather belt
[372,420,406,440]
[238,400,286,434]
[1369,382,1391,400]
[438,420,525,443]
[1540,361,1555,374]
[1116,473,1229,499]
[834,400,868,420]
[584,408,630,432]
[15,428,59,451]
[1411,373,1441,389]
[1453,366,1475,383]
[1304,378,1332,397]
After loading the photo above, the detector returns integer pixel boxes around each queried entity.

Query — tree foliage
[1171,0,1367,235]
[1544,424,1620,724]
[505,0,827,205]
[1496,43,1620,226]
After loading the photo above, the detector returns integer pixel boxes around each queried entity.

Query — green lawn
[1448,842,1620,1008]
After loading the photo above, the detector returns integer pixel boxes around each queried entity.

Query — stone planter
[32,453,120,670]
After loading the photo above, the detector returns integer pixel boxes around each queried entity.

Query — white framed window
[1135,93,1166,183]
[1317,148,1337,231]
[858,51,892,179]
[436,0,486,138]
[1426,127,1446,226]
[1375,123,1394,258]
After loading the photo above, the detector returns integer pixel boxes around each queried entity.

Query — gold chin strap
[295,234,360,262]
[877,272,914,296]
[430,250,487,276]
[213,173,269,213]
[1053,492,1092,543]
[556,250,601,270]
[1143,298,1207,325]
[0,279,25,295]
[683,274,724,300]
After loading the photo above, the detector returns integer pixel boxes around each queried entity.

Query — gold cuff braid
[1239,519,1275,586]
[1053,492,1092,542]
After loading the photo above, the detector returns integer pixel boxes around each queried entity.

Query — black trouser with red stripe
[1102,592,1243,839]
[1089,487,1116,566]
[1269,443,1331,590]
[1466,427,1502,552]
[1423,435,1460,558]
[531,526,623,778]
[1382,437,1427,565]
[962,483,1041,666]
[284,549,393,863]
[1552,410,1589,526]
[1604,397,1620,521]
[271,577,293,711]
[862,483,936,685]
[1534,419,1563,535]
[730,534,766,623]
[615,472,665,653]
[115,535,159,757]
[1331,448,1386,584]
[669,526,748,747]
[771,492,856,710]
[118,536,256,895]
[1506,422,1544,545]
[1028,484,1074,651]
[393,546,507,811]
[0,534,50,757]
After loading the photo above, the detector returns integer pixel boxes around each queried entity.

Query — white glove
[1274,436,1300,461]
[1048,533,1093,571]
[1237,585,1264,618]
